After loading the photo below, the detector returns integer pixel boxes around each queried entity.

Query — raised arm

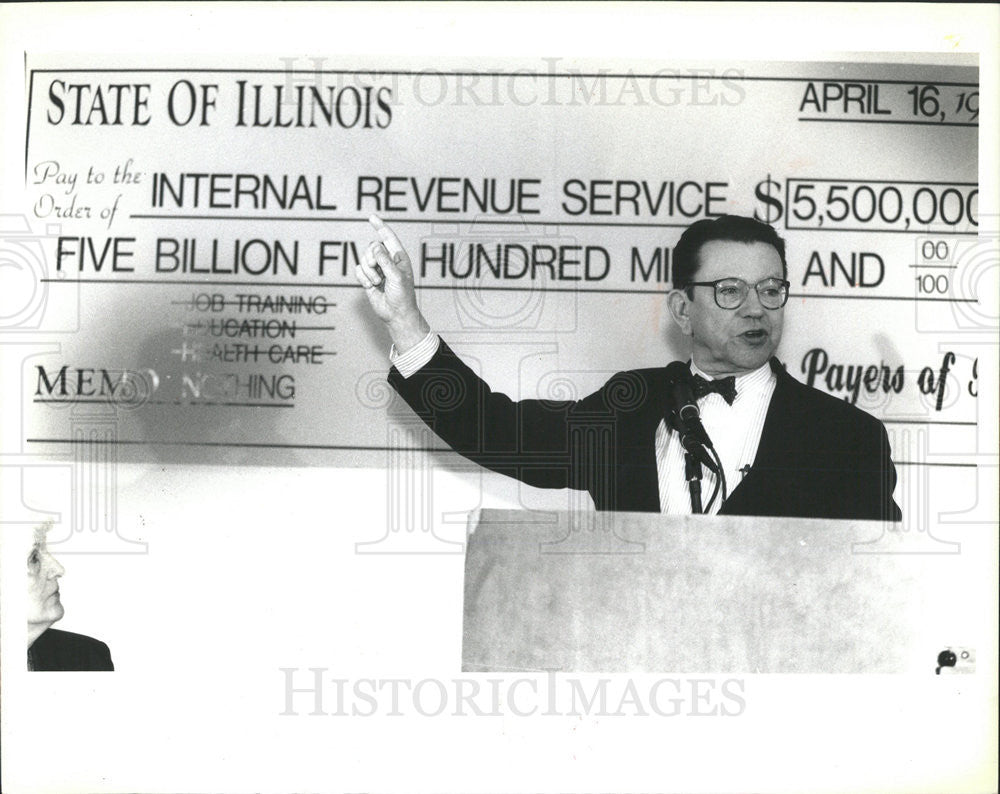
[356,215,431,353]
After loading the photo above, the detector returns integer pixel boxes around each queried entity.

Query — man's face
[27,532,65,629]
[669,239,785,376]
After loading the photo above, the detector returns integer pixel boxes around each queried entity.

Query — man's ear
[667,289,693,336]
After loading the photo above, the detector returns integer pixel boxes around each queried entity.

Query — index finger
[368,214,404,258]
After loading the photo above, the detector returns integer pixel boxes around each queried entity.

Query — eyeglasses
[683,277,790,309]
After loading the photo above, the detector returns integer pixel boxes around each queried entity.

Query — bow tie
[692,374,737,405]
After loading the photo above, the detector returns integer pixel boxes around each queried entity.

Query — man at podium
[356,214,901,522]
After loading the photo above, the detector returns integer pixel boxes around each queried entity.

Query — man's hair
[671,214,787,289]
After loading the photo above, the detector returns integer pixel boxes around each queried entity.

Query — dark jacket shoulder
[774,361,885,425]
[29,628,114,672]
[769,361,891,455]
[585,366,672,416]
[728,359,902,521]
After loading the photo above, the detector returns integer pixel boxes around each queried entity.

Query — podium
[462,510,986,673]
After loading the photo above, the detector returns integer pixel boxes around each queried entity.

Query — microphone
[665,361,718,474]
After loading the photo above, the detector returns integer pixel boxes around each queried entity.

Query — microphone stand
[665,360,730,515]
[685,451,703,514]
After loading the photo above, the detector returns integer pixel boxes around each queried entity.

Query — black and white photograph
[0,3,996,793]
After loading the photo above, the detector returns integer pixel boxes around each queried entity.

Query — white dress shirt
[655,360,776,515]
[391,333,777,514]
[390,332,441,378]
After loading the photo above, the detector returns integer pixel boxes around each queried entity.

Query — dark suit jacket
[389,340,902,521]
[29,628,114,671]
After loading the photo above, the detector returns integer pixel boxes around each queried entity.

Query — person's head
[667,215,789,376]
[28,523,65,644]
